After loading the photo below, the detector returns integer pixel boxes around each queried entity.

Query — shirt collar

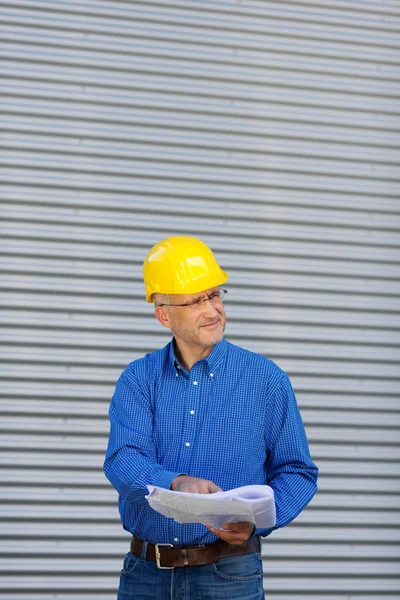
[168,337,227,374]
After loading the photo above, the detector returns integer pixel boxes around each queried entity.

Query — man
[104,235,318,600]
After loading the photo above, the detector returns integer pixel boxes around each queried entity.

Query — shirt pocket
[202,416,266,479]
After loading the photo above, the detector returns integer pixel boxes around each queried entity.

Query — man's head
[154,287,227,350]
[143,236,229,351]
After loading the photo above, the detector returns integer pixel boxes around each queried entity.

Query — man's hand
[171,475,222,494]
[170,478,254,543]
[206,521,255,545]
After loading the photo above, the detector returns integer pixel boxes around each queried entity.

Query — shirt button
[193,381,198,385]
[190,410,195,415]
[174,537,179,542]
[210,373,214,377]
[175,373,178,377]
[185,442,190,447]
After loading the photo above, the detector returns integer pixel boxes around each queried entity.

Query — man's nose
[201,298,220,316]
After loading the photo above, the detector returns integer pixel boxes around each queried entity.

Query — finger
[196,481,216,494]
[209,483,223,493]
[206,524,228,534]
[206,524,240,539]
[223,521,251,532]
[221,523,243,533]
[206,528,246,545]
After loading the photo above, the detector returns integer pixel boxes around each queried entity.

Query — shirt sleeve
[103,370,183,506]
[257,372,318,536]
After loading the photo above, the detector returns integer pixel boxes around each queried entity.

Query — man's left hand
[205,521,254,545]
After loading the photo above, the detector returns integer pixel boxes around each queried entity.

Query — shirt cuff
[151,469,185,490]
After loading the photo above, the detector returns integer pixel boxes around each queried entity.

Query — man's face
[155,287,226,350]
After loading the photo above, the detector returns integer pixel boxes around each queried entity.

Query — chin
[203,330,223,346]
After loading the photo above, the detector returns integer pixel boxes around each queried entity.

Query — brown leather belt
[130,536,260,569]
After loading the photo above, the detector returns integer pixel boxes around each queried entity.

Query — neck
[174,338,214,371]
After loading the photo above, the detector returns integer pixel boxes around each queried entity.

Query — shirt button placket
[184,377,199,451]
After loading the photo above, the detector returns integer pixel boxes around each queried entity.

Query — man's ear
[155,306,171,329]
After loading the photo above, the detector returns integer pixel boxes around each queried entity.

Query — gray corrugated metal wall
[1,1,399,598]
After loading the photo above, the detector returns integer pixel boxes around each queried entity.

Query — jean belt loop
[140,540,148,561]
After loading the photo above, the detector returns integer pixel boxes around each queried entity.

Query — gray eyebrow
[189,295,204,303]
[191,290,218,302]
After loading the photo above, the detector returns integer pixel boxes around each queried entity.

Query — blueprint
[146,484,276,529]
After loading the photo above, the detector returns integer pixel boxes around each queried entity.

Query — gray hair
[153,293,171,307]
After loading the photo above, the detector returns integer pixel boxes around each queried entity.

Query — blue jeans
[117,543,265,600]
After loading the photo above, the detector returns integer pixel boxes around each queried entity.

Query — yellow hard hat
[143,235,229,303]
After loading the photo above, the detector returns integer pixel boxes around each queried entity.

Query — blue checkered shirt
[104,338,318,545]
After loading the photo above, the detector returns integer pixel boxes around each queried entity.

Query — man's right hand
[170,475,222,494]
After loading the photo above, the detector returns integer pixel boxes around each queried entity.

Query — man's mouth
[200,320,220,328]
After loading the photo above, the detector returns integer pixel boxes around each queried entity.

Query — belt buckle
[155,543,174,569]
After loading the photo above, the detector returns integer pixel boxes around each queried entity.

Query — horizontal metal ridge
[3,1,400,39]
